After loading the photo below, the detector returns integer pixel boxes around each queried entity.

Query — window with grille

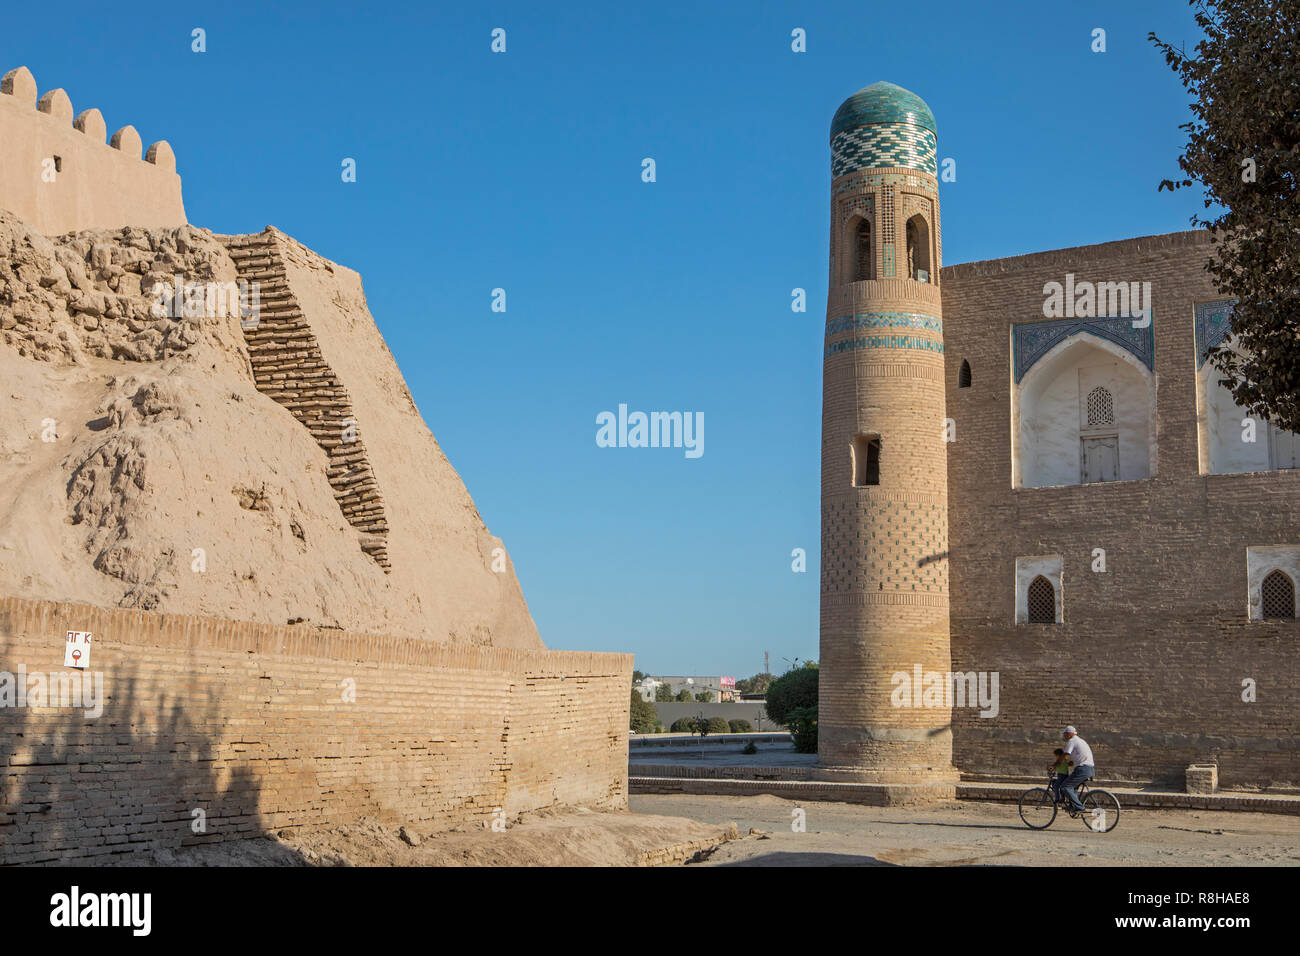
[1086,386,1115,426]
[1027,575,1056,623]
[958,359,972,389]
[1261,569,1296,619]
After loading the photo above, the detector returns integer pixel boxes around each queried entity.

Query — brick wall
[941,230,1300,790]
[820,161,956,784]
[0,597,630,863]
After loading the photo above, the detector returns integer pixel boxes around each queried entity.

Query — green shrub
[670,717,697,734]
[742,741,758,755]
[706,716,730,735]
[786,704,818,753]
[729,719,753,733]
[765,662,818,727]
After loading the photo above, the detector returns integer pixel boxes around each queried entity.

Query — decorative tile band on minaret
[816,82,959,799]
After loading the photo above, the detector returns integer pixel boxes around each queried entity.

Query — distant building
[652,675,736,702]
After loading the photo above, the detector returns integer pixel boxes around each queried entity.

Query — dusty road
[629,793,1300,866]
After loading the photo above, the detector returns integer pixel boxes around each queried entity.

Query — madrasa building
[817,81,1299,796]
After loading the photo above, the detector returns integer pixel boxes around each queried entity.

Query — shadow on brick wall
[0,631,302,865]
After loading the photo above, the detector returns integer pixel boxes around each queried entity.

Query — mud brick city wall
[0,66,186,236]
[941,231,1300,790]
[0,598,630,864]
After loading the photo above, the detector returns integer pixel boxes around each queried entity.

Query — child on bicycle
[1049,748,1071,799]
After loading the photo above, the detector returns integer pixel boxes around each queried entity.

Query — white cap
[1064,725,1077,735]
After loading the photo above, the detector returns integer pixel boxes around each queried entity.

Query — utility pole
[764,650,770,678]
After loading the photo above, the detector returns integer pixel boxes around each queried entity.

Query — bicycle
[1018,771,1120,832]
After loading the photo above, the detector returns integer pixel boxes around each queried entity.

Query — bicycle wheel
[1018,787,1058,829]
[1080,789,1120,832]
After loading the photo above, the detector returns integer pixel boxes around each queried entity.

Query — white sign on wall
[64,630,92,669]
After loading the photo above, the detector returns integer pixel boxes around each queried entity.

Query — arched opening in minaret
[906,215,931,282]
[854,218,874,282]
[958,359,972,388]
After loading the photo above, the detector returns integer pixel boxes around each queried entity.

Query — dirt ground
[90,794,1300,867]
[104,806,737,867]
[629,793,1300,866]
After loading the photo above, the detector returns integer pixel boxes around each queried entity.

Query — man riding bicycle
[1058,725,1095,815]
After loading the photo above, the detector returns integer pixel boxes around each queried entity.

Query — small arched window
[906,214,931,282]
[1086,386,1115,426]
[958,359,972,389]
[1027,575,1056,623]
[1261,569,1296,619]
[855,219,873,282]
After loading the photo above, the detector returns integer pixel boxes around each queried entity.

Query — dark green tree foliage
[764,661,819,727]
[728,719,753,733]
[629,689,657,734]
[786,706,818,753]
[655,683,674,702]
[1151,1,1300,430]
[670,717,697,733]
[694,691,713,702]
[676,689,693,702]
[706,716,730,735]
[735,673,774,695]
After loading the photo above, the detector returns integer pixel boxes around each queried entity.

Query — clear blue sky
[3,1,1205,677]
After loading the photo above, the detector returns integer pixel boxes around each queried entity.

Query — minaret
[817,82,957,797]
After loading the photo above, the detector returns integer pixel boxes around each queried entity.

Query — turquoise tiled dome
[829,81,937,177]
[830,82,936,140]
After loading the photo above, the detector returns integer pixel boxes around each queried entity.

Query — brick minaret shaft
[818,83,957,790]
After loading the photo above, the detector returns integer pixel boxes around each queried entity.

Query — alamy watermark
[149,274,261,329]
[596,403,704,459]
[1042,273,1151,328]
[0,665,104,717]
[890,665,999,718]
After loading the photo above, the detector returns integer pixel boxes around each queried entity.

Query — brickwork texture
[942,230,1300,790]
[0,597,630,863]
[819,81,957,787]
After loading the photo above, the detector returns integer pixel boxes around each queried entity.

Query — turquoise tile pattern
[826,312,944,335]
[830,82,937,138]
[831,124,938,176]
[1194,298,1236,368]
[824,335,944,358]
[1013,314,1156,383]
[830,82,938,176]
[833,172,935,196]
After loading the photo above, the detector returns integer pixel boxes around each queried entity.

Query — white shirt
[1063,735,1094,768]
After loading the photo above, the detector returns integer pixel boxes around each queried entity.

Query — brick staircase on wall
[220,228,391,571]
